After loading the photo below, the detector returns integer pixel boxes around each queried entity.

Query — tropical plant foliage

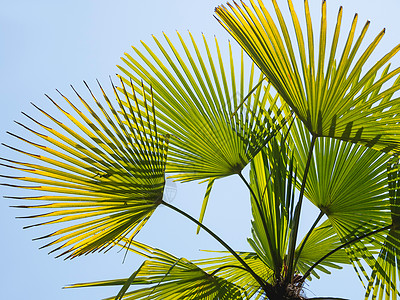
[2,80,170,259]
[69,240,249,300]
[216,0,400,153]
[3,0,400,299]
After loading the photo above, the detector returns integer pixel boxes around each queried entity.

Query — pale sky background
[1,1,400,299]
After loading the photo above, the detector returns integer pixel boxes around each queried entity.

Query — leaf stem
[301,224,392,281]
[161,200,274,295]
[286,134,317,283]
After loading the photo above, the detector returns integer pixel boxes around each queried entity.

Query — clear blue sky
[1,1,400,299]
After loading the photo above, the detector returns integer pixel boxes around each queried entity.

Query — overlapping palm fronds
[195,222,350,295]
[216,0,400,153]
[1,79,169,259]
[364,160,400,299]
[248,136,295,279]
[4,0,400,299]
[194,251,273,299]
[307,134,391,291]
[68,240,247,299]
[117,32,288,227]
[248,136,350,285]
[282,118,392,294]
[216,1,400,295]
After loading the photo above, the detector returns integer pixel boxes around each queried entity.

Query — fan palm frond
[288,119,391,236]
[117,31,288,228]
[1,80,169,259]
[68,240,248,299]
[117,32,287,182]
[216,0,400,154]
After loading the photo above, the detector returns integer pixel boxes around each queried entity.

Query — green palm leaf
[248,136,296,280]
[68,240,248,299]
[1,80,169,259]
[288,120,391,236]
[117,32,286,182]
[195,251,273,298]
[216,0,400,154]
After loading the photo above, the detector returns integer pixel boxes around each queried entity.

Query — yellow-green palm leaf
[288,120,391,236]
[216,0,400,154]
[248,136,294,278]
[68,240,248,299]
[118,32,286,182]
[195,251,273,298]
[1,80,169,259]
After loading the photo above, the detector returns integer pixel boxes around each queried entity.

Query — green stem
[301,224,392,281]
[161,200,274,296]
[293,211,324,268]
[286,134,317,283]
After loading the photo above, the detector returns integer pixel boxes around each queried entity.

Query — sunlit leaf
[216,0,400,154]
[195,250,273,298]
[1,80,169,259]
[118,32,287,182]
[68,240,248,299]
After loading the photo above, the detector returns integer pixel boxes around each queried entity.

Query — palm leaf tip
[2,79,170,259]
[216,0,400,154]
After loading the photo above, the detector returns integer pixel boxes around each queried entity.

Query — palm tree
[3,0,400,299]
